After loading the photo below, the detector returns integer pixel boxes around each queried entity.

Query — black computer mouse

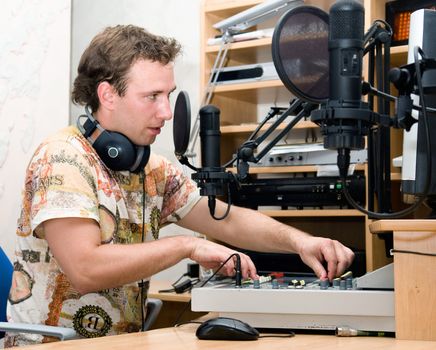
[196,316,259,341]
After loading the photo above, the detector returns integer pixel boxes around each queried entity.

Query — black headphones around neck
[77,106,150,173]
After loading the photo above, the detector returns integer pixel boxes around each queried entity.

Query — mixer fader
[245,270,357,291]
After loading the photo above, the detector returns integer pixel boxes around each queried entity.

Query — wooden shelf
[206,37,272,53]
[370,219,436,233]
[213,79,283,92]
[391,45,408,56]
[212,74,320,93]
[204,0,262,12]
[391,172,401,181]
[206,33,326,54]
[227,164,366,174]
[226,166,402,182]
[261,209,365,217]
[390,45,408,68]
[201,0,403,273]
[221,120,318,133]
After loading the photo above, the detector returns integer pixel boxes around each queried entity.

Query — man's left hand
[297,236,355,280]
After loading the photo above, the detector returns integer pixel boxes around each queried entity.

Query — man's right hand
[188,237,258,280]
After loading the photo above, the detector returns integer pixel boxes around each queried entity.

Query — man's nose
[158,98,173,121]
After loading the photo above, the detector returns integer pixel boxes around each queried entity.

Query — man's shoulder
[36,126,92,155]
[41,125,82,144]
[27,125,97,171]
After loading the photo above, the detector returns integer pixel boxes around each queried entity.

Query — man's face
[108,59,176,145]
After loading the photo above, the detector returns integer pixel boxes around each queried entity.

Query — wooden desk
[369,220,436,341]
[148,280,206,329]
[149,280,191,303]
[24,323,436,350]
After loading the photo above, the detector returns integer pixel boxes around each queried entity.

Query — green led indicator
[336,183,343,190]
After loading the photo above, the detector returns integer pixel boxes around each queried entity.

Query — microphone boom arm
[253,102,317,163]
[236,99,317,180]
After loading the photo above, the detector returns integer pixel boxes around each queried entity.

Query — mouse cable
[173,253,241,327]
[174,321,203,328]
[259,331,295,338]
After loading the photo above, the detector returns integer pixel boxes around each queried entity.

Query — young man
[5,25,354,346]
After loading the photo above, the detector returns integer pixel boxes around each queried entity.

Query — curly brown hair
[72,25,181,112]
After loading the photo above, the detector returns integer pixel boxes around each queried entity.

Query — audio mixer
[191,264,394,332]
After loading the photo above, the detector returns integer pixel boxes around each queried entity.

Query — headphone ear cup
[93,130,138,171]
[78,109,151,172]
[131,146,151,173]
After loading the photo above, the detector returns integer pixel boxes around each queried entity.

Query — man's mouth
[149,127,161,135]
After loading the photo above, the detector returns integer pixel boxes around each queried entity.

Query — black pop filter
[173,90,191,157]
[272,6,329,104]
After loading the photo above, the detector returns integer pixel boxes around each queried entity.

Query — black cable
[362,81,436,113]
[172,273,189,286]
[221,109,280,169]
[248,107,287,141]
[159,277,201,294]
[174,321,203,327]
[367,38,376,213]
[412,104,436,113]
[341,46,432,219]
[364,20,393,47]
[173,253,241,326]
[383,28,392,214]
[376,35,389,213]
[259,332,295,338]
[223,156,237,168]
[234,254,242,287]
[210,180,232,220]
[140,171,146,331]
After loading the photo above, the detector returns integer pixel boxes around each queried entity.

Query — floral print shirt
[5,126,200,347]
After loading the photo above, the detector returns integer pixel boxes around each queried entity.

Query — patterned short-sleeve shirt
[5,126,200,347]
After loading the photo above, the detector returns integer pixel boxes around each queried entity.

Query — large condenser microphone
[329,0,364,116]
[199,105,222,175]
[172,92,232,220]
[311,0,375,177]
[192,105,230,218]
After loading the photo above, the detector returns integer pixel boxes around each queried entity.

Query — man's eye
[147,94,158,101]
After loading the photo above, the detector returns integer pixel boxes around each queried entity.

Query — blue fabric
[0,247,13,338]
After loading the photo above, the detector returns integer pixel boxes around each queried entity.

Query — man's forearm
[180,199,354,279]
[216,205,309,254]
[45,214,261,295]
[180,198,309,254]
[81,236,193,291]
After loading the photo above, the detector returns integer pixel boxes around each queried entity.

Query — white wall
[0,0,71,259]
[70,0,203,281]
[0,0,202,283]
[70,0,202,160]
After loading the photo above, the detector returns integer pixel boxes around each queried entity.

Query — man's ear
[97,81,116,111]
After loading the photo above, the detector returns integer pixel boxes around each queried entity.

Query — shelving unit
[200,0,408,272]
